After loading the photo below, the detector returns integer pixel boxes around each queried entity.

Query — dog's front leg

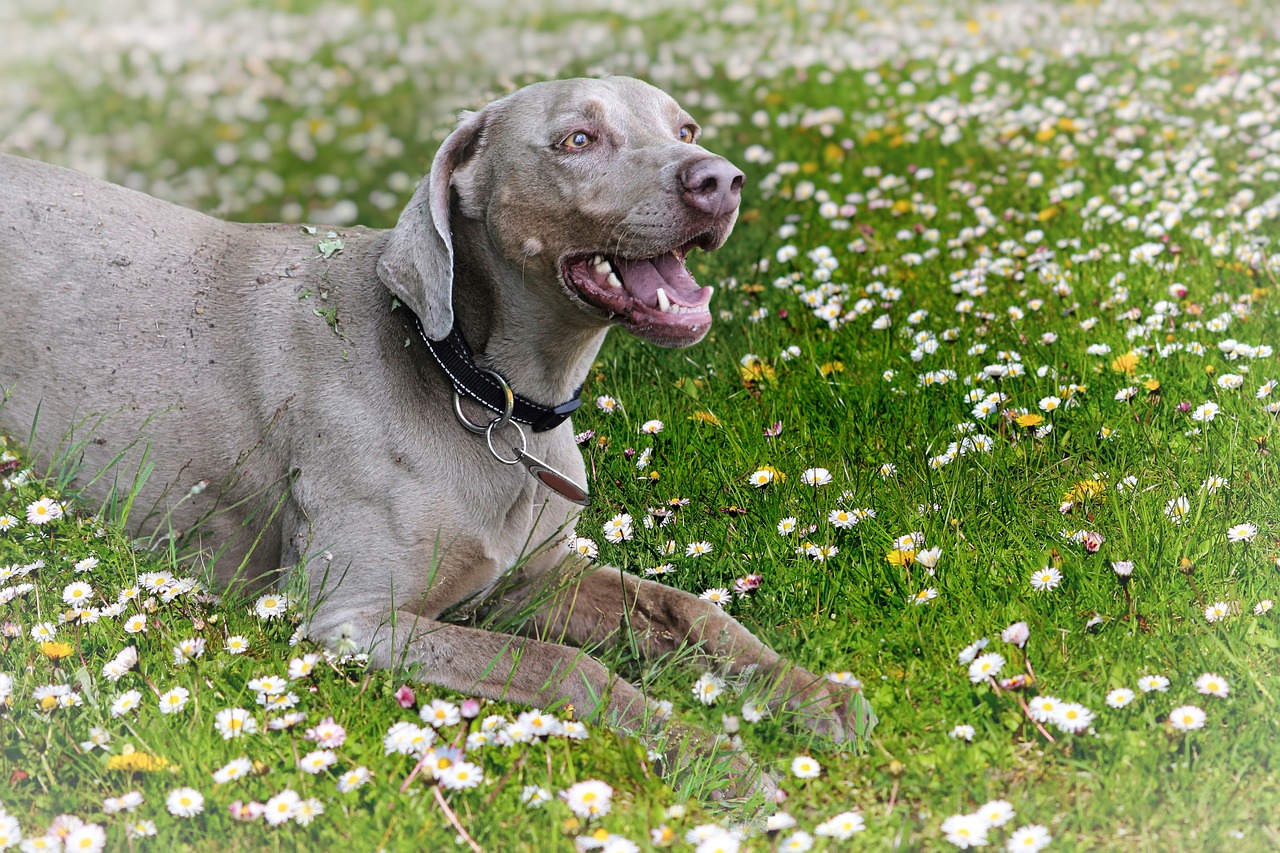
[495,565,876,745]
[311,604,772,799]
[312,606,656,727]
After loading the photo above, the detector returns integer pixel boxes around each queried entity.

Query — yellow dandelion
[819,361,845,377]
[106,752,170,773]
[1110,351,1140,374]
[39,641,74,660]
[887,549,916,567]
[1016,413,1045,428]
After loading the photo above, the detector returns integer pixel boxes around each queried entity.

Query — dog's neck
[448,224,609,411]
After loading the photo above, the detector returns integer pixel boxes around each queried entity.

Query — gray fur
[0,77,870,790]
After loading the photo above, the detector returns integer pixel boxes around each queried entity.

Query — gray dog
[0,76,872,792]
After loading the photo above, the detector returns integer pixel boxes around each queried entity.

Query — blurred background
[1,0,795,227]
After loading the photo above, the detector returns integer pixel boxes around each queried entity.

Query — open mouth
[561,241,715,346]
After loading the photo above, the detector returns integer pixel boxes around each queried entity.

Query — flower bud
[1001,621,1030,647]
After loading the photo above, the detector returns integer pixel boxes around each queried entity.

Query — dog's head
[378,77,743,348]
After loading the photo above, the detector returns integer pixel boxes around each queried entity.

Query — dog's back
[0,154,303,576]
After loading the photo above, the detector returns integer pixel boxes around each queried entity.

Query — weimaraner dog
[0,76,872,793]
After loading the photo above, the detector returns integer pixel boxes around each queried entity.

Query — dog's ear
[378,109,488,339]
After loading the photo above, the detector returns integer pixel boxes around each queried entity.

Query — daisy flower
[977,800,1015,828]
[1006,824,1052,852]
[305,717,347,748]
[438,760,484,790]
[421,699,461,728]
[253,593,289,619]
[780,831,815,852]
[1195,673,1229,698]
[1138,675,1170,693]
[337,767,372,793]
[814,811,865,839]
[790,755,822,779]
[1169,704,1207,731]
[166,787,204,818]
[158,687,191,714]
[685,541,713,557]
[1052,702,1094,733]
[288,653,319,679]
[640,419,664,434]
[26,497,62,525]
[29,621,57,641]
[62,581,94,607]
[968,653,1006,683]
[940,813,989,849]
[1106,688,1136,708]
[602,514,634,543]
[1164,496,1190,523]
[1227,523,1258,543]
[912,588,939,605]
[263,789,301,825]
[777,517,798,535]
[212,757,253,784]
[801,467,832,486]
[1191,401,1219,422]
[560,780,613,819]
[293,798,324,826]
[748,469,775,487]
[692,672,725,705]
[111,690,143,717]
[214,707,258,739]
[248,675,287,695]
[568,537,599,558]
[1029,567,1062,591]
[521,785,552,807]
[63,824,107,853]
[828,508,855,528]
[699,588,731,606]
[917,546,942,570]
[1028,695,1062,723]
[1204,601,1232,623]
[298,749,338,775]
[958,638,989,664]
[949,724,976,741]
[1255,600,1274,615]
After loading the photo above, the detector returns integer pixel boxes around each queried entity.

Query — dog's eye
[678,125,697,143]
[561,131,593,150]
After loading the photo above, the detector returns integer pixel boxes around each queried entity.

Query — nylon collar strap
[408,311,582,433]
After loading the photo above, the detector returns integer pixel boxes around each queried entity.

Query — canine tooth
[656,287,672,313]
[606,272,622,288]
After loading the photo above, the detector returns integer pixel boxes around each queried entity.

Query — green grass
[3,0,1280,850]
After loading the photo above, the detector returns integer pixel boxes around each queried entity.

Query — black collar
[408,311,582,433]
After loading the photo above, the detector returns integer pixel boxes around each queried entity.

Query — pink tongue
[616,253,705,307]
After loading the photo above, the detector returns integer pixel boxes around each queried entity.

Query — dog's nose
[680,157,744,218]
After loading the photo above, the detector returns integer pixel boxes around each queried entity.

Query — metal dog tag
[515,449,591,506]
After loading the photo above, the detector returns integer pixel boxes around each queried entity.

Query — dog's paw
[782,670,878,747]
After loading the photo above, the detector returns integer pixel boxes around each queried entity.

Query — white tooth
[656,287,672,313]
[606,272,623,288]
[594,258,613,275]
[591,254,604,266]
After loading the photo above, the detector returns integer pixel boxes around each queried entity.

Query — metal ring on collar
[452,368,515,435]
[485,419,527,465]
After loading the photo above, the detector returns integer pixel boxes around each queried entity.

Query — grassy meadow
[3,0,1280,850]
